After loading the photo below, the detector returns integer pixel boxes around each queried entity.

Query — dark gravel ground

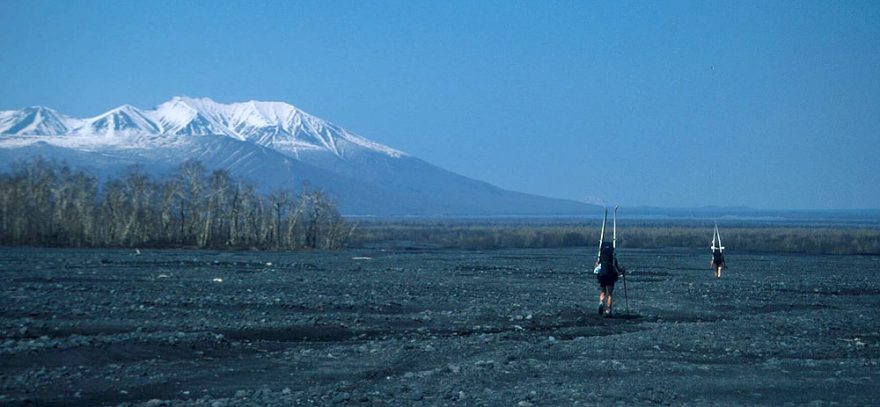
[1,247,878,406]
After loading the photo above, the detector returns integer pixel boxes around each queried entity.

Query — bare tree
[0,158,350,251]
[159,178,180,243]
[176,161,206,245]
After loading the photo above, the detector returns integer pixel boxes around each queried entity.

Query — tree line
[0,158,351,250]
[349,222,880,255]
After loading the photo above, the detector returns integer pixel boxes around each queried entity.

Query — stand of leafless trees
[0,158,351,250]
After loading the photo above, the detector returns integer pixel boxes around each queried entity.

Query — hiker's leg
[606,284,615,314]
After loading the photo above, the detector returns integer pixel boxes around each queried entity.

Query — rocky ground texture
[1,247,879,405]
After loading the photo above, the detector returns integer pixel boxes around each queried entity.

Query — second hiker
[595,241,625,317]
[711,247,725,279]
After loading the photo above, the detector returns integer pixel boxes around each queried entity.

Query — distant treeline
[0,158,350,249]
[350,222,880,255]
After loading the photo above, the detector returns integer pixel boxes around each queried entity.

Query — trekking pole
[613,206,617,249]
[622,268,629,316]
[597,208,607,263]
[614,206,629,316]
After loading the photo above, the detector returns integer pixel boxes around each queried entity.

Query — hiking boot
[598,304,604,316]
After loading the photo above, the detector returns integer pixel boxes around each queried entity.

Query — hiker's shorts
[597,273,618,287]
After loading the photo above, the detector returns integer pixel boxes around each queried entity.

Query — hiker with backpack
[711,248,725,279]
[595,241,625,317]
[710,224,725,279]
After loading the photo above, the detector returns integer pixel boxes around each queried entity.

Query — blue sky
[1,1,878,209]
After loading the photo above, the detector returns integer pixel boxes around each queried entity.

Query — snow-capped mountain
[0,97,594,216]
[78,105,161,137]
[0,106,76,136]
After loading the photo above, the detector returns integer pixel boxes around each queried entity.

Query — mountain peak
[168,95,206,103]
[0,105,70,136]
[24,106,55,113]
[168,95,218,107]
[83,104,159,135]
[152,97,228,137]
[111,104,140,112]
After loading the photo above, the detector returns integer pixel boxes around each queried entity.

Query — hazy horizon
[2,1,878,210]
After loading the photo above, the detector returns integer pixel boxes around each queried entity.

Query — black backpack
[598,242,616,276]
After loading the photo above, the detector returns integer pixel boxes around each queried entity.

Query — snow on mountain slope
[78,105,161,137]
[0,107,78,136]
[158,96,404,158]
[151,97,234,138]
[1,96,403,158]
